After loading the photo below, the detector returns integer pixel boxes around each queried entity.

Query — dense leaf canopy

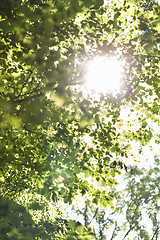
[0,0,160,239]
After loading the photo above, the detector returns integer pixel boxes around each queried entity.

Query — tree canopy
[0,0,160,239]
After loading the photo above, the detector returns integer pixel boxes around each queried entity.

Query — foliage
[0,195,95,240]
[0,0,160,238]
[74,155,160,240]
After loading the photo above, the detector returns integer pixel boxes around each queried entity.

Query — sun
[85,56,124,94]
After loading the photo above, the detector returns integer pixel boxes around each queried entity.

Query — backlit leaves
[0,0,160,238]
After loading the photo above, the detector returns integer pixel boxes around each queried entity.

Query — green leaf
[110,169,115,178]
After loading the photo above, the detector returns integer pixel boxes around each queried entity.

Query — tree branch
[13,80,42,102]
[89,207,98,225]
[110,221,117,240]
[14,67,36,100]
[84,200,89,227]
[151,225,159,240]
[13,91,44,103]
[9,160,38,169]
[121,225,134,240]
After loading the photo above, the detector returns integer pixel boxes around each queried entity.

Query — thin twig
[89,207,98,224]
[9,161,37,169]
[122,225,134,240]
[110,221,117,240]
[151,225,159,240]
[14,66,36,99]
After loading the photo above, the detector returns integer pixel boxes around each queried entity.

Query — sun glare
[85,56,124,94]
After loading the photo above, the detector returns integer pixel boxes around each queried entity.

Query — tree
[0,0,160,238]
[74,155,160,240]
